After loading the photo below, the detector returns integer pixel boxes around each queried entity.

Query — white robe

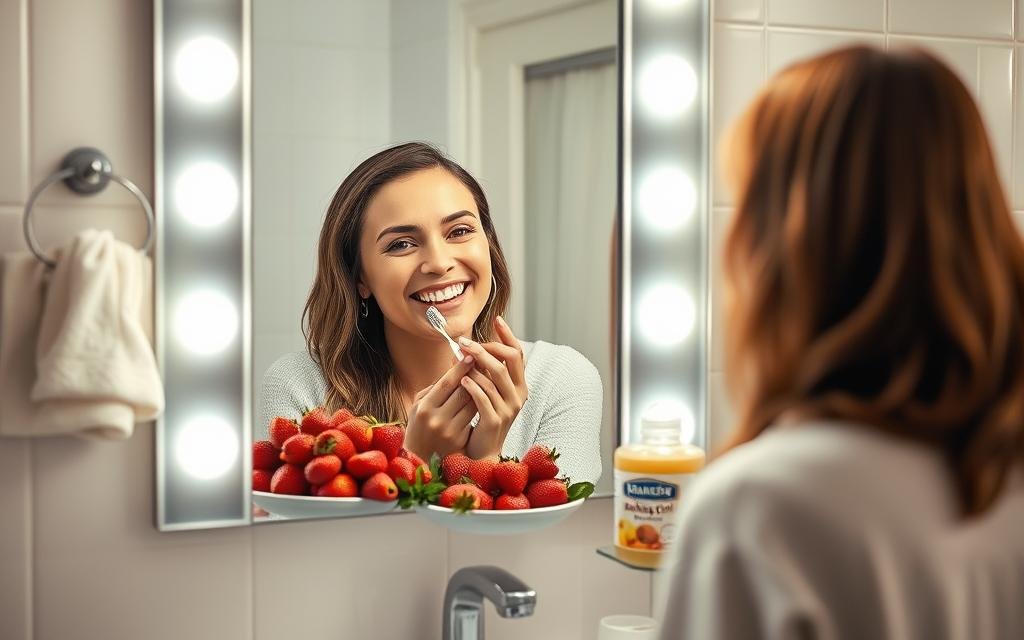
[656,421,1024,640]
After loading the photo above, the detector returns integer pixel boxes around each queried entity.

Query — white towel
[0,229,163,439]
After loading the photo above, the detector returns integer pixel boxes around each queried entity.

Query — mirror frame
[154,0,709,531]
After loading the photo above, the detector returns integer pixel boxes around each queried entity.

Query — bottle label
[614,469,692,554]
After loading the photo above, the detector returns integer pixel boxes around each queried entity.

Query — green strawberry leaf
[567,482,595,502]
[395,478,411,493]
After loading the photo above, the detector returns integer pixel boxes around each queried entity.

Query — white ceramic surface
[417,499,585,535]
[251,491,398,519]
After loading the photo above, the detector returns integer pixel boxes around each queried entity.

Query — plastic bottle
[613,405,705,568]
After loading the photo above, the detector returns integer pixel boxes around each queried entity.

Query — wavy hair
[303,142,512,422]
[721,46,1024,516]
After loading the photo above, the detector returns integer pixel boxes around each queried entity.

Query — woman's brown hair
[721,45,1024,516]
[303,142,512,422]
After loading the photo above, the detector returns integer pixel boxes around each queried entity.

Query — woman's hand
[404,355,479,460]
[459,316,529,460]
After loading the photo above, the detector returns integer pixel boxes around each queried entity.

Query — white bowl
[416,499,585,535]
[251,490,397,520]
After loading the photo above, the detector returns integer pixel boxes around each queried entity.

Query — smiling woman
[257,143,603,484]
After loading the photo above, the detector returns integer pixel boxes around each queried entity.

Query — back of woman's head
[722,45,1024,516]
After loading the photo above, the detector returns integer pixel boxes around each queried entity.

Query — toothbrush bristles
[426,305,447,331]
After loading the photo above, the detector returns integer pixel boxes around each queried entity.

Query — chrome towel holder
[22,146,155,268]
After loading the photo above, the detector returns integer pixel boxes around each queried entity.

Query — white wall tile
[712,25,764,207]
[1015,47,1024,209]
[253,512,446,640]
[30,0,152,208]
[0,439,31,640]
[392,40,452,147]
[31,431,253,640]
[392,0,451,47]
[890,37,1014,192]
[708,371,737,452]
[0,0,27,206]
[710,208,730,372]
[890,0,1012,40]
[767,29,885,75]
[768,0,883,32]
[291,0,390,48]
[715,0,764,24]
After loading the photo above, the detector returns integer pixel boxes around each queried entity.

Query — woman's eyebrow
[376,210,476,242]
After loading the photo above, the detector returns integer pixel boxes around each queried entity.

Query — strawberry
[252,469,273,492]
[340,416,375,452]
[439,483,493,512]
[268,416,300,449]
[330,407,355,428]
[361,472,399,501]
[441,452,472,486]
[318,473,358,497]
[314,429,356,462]
[522,445,561,481]
[280,433,316,465]
[468,457,499,495]
[304,454,342,485]
[494,493,531,510]
[525,478,569,507]
[493,456,528,495]
[399,448,432,482]
[252,440,280,471]
[346,450,388,479]
[371,422,405,459]
[300,406,333,437]
[270,463,308,495]
[387,456,417,484]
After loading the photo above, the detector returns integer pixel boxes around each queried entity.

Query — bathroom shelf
[595,546,657,572]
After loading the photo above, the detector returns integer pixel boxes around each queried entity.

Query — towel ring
[22,147,155,268]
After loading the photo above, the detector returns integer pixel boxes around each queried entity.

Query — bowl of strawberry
[399,445,595,535]
[251,406,431,520]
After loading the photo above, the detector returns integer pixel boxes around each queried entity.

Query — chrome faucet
[443,565,537,640]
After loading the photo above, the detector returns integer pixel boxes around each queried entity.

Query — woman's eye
[386,239,415,252]
[449,226,475,239]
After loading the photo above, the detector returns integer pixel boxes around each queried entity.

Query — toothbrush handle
[447,336,464,360]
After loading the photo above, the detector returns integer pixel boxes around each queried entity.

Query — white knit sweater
[257,340,603,485]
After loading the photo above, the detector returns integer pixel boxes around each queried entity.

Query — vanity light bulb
[174,162,238,227]
[638,55,698,119]
[174,36,239,103]
[638,167,696,231]
[175,416,239,480]
[174,290,239,355]
[638,284,695,346]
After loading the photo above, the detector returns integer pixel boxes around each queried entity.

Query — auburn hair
[303,142,511,422]
[720,46,1024,516]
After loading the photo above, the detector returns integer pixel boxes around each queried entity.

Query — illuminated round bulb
[174,162,238,227]
[638,284,696,346]
[638,167,697,231]
[175,416,239,480]
[174,290,238,355]
[174,36,239,103]
[638,55,698,119]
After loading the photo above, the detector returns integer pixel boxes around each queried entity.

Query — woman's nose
[420,239,457,275]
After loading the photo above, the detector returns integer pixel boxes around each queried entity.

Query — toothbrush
[425,306,480,428]
[426,305,464,360]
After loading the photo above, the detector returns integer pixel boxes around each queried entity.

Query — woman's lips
[409,283,471,312]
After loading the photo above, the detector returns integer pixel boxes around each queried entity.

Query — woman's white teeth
[417,282,465,303]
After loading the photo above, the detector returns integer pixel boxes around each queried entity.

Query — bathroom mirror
[248,0,620,522]
[155,0,709,530]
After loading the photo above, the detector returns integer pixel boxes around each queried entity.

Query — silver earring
[360,298,369,318]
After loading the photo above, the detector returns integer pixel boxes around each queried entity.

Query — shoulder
[521,340,601,391]
[260,350,326,395]
[682,422,947,540]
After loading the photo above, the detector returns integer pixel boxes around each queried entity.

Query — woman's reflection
[259,142,601,484]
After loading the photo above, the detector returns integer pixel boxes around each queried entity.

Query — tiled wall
[0,1,649,639]
[706,0,1024,452]
[4,0,1022,638]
